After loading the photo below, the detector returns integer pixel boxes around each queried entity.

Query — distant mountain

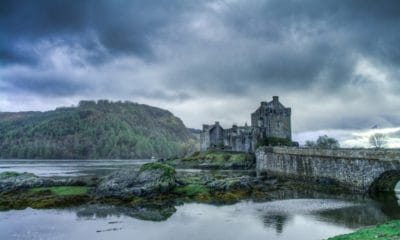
[0,100,197,159]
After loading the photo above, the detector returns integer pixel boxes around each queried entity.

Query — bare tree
[369,133,388,149]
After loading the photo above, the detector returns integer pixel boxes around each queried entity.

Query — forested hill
[0,100,197,159]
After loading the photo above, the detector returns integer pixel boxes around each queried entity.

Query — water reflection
[0,159,152,177]
[263,213,291,234]
[75,204,177,221]
[315,204,389,228]
[370,192,400,219]
[2,197,400,240]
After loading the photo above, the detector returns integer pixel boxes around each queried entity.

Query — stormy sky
[1,0,400,145]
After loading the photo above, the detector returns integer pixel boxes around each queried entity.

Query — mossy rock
[213,189,250,204]
[29,195,90,209]
[96,164,177,199]
[174,184,211,201]
[140,163,176,180]
[0,186,91,210]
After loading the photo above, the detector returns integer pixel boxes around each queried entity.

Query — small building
[200,96,292,152]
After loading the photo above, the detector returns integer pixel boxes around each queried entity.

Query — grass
[30,186,89,196]
[166,151,255,169]
[179,151,249,162]
[328,220,400,240]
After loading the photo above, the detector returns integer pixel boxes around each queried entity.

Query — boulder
[95,163,176,199]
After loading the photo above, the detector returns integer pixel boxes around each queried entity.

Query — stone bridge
[256,147,400,193]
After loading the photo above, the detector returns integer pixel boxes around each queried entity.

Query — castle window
[277,121,281,127]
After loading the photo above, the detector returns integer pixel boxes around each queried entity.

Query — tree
[305,135,340,149]
[369,133,387,149]
[316,135,340,149]
[305,140,317,148]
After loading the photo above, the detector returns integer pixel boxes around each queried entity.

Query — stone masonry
[256,146,400,192]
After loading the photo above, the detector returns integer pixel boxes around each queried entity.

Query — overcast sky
[1,0,400,144]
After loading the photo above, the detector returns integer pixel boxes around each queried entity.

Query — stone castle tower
[251,96,291,140]
[200,96,292,152]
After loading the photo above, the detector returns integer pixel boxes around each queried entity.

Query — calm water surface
[1,159,400,240]
[0,159,152,177]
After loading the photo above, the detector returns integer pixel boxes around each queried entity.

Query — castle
[200,96,291,152]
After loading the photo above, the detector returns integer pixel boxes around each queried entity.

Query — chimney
[272,96,279,102]
[215,121,220,125]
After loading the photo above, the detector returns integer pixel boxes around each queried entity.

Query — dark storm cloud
[0,0,197,64]
[130,89,192,102]
[1,73,88,96]
[1,0,400,131]
[164,0,400,94]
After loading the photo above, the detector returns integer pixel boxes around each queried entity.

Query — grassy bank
[30,186,89,196]
[0,186,91,210]
[165,151,255,169]
[328,220,400,240]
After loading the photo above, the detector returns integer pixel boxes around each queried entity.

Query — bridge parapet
[265,147,400,161]
[256,147,400,192]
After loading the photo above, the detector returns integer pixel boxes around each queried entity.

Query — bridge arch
[369,170,400,193]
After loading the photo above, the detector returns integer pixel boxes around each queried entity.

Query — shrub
[257,137,292,147]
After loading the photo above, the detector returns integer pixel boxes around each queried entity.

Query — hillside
[0,100,197,159]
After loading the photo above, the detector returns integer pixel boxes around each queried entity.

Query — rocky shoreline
[0,162,265,210]
[0,160,356,212]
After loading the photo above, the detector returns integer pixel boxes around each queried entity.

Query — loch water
[1,159,400,240]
